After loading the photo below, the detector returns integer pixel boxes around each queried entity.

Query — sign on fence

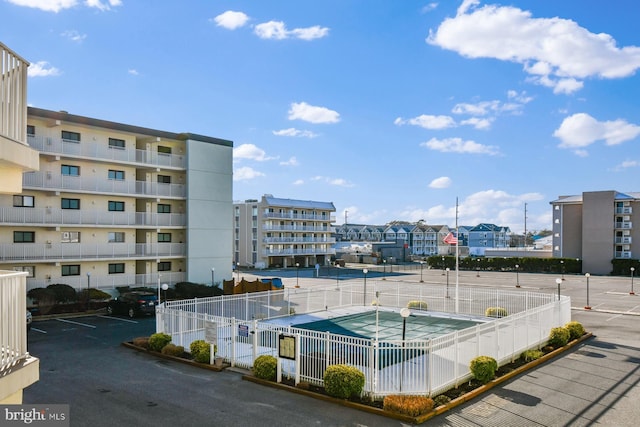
[205,321,218,344]
[279,334,296,360]
[238,324,249,338]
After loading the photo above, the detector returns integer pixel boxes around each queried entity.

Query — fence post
[231,317,237,367]
[295,334,301,386]
[252,319,258,366]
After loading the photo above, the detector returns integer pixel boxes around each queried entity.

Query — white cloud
[421,137,500,155]
[293,179,304,185]
[612,160,639,171]
[128,69,139,75]
[429,176,452,189]
[85,0,121,11]
[280,157,299,166]
[61,30,86,42]
[233,143,275,161]
[213,11,249,30]
[272,128,319,138]
[28,61,60,77]
[288,102,340,124]
[7,0,119,12]
[310,175,354,187]
[553,113,640,154]
[394,114,455,130]
[233,166,265,181]
[255,21,329,40]
[427,2,640,94]
[421,3,439,13]
[459,117,492,130]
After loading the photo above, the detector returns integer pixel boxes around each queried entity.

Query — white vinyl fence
[156,281,570,399]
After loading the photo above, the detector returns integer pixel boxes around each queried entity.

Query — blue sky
[3,0,640,235]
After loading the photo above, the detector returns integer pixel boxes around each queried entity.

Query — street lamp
[441,256,445,275]
[157,273,161,303]
[161,283,168,303]
[445,267,450,298]
[86,272,91,311]
[382,259,386,281]
[295,263,300,288]
[399,307,411,392]
[631,267,635,295]
[211,268,215,287]
[560,260,565,281]
[389,257,393,273]
[556,277,562,301]
[515,264,520,288]
[363,268,368,306]
[476,258,480,277]
[584,273,591,309]
[419,261,424,283]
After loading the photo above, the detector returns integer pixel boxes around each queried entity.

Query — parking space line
[56,318,96,329]
[31,327,47,334]
[97,315,138,324]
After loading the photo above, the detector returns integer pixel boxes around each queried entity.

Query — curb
[121,342,227,372]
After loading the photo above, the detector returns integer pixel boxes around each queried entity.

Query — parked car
[106,292,158,318]
[26,310,32,331]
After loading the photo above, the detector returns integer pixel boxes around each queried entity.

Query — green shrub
[190,339,211,363]
[174,282,223,299]
[407,300,428,310]
[433,394,451,407]
[520,349,544,362]
[383,395,435,416]
[161,343,185,357]
[548,327,570,348]
[485,307,508,318]
[564,321,585,341]
[27,287,56,304]
[46,284,77,303]
[323,364,365,399]
[253,355,277,380]
[132,336,150,349]
[469,356,498,384]
[148,333,172,352]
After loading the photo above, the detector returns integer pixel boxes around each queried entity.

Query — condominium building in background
[233,195,336,269]
[551,190,639,274]
[1,107,233,292]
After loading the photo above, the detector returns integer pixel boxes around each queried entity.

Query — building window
[61,265,80,276]
[13,195,34,207]
[27,125,35,136]
[108,170,125,180]
[158,233,172,242]
[61,130,81,142]
[157,174,171,184]
[108,232,125,243]
[157,204,171,213]
[158,146,172,155]
[14,231,35,243]
[61,198,80,209]
[62,165,80,176]
[13,266,35,277]
[61,231,80,243]
[108,201,125,211]
[108,263,125,274]
[158,261,171,271]
[108,138,125,149]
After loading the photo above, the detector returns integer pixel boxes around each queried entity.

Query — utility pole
[344,210,348,225]
[523,202,528,249]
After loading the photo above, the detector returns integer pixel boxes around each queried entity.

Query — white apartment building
[0,107,233,292]
[234,195,336,269]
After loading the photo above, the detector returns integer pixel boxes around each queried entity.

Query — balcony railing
[615,206,632,214]
[263,212,336,222]
[263,225,335,232]
[263,248,336,256]
[0,207,186,227]
[615,221,633,229]
[26,271,186,292]
[1,270,28,372]
[263,237,336,244]
[0,242,185,262]
[27,135,186,169]
[615,251,632,259]
[615,236,632,244]
[23,171,186,198]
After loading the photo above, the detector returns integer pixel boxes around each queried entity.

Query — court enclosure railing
[156,281,570,399]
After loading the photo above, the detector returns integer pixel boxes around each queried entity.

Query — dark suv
[106,292,158,318]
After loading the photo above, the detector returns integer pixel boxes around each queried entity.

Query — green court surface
[294,310,483,341]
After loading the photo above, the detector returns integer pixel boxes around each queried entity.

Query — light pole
[363,268,368,306]
[161,283,168,303]
[157,273,161,303]
[560,260,565,281]
[211,268,215,287]
[86,272,91,311]
[445,267,450,298]
[631,267,635,295]
[399,307,411,392]
[584,273,591,309]
[295,263,300,288]
[515,264,520,288]
[441,256,445,275]
[389,257,393,274]
[419,261,424,283]
[476,258,480,277]
[556,277,562,301]
[382,259,386,281]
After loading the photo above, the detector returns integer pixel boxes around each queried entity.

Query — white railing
[0,242,185,261]
[1,270,29,372]
[0,207,185,227]
[263,212,336,222]
[263,225,335,232]
[615,236,632,244]
[157,281,569,399]
[27,135,186,169]
[1,43,28,144]
[263,248,336,256]
[615,251,632,259]
[26,271,186,292]
[23,171,186,198]
[263,237,336,244]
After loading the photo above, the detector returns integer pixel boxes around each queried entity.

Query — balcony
[263,248,336,256]
[615,206,632,214]
[0,242,185,262]
[615,236,632,244]
[23,171,186,198]
[26,271,186,292]
[27,135,186,169]
[263,212,336,222]
[0,270,39,403]
[615,221,633,229]
[263,237,336,244]
[615,251,632,259]
[263,225,335,232]
[0,207,186,227]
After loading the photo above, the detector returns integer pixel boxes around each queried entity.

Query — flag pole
[455,197,459,314]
